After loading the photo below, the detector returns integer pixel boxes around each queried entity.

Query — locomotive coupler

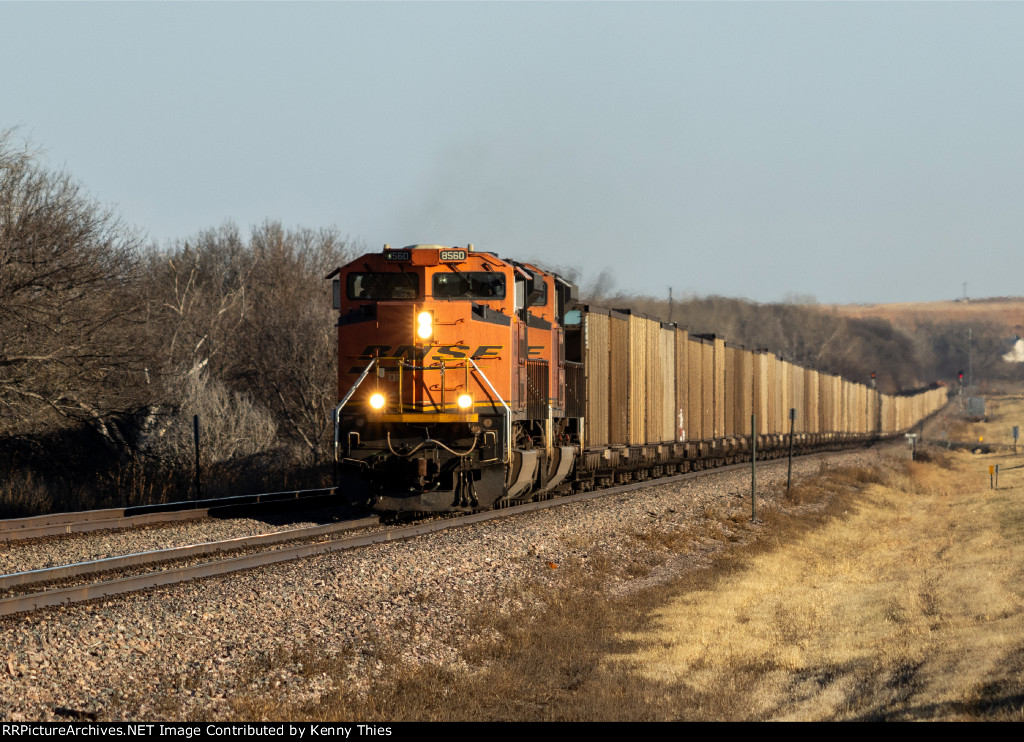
[409,455,439,488]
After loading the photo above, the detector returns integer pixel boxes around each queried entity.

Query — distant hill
[820,297,1024,393]
[825,298,1024,337]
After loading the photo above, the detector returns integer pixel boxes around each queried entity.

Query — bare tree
[241,222,351,463]
[141,221,352,465]
[0,129,145,441]
[142,223,256,380]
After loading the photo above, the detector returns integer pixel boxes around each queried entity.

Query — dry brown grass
[227,396,1024,721]
[616,398,1024,720]
[227,463,879,720]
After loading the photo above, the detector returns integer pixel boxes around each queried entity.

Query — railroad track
[0,514,382,616]
[0,452,843,618]
[1,412,955,620]
[0,487,345,542]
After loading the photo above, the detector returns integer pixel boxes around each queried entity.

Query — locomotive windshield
[530,278,547,307]
[432,272,506,300]
[347,272,419,300]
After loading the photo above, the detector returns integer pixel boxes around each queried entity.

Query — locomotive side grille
[526,359,549,420]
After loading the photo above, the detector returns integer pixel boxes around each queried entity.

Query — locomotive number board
[439,249,466,262]
[384,250,411,261]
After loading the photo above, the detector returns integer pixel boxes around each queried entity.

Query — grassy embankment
[232,396,1024,721]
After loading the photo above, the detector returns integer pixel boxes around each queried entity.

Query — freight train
[326,244,946,513]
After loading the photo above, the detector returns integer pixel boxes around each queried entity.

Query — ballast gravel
[0,446,900,721]
[0,506,368,576]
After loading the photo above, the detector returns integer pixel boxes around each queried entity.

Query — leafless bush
[141,370,278,468]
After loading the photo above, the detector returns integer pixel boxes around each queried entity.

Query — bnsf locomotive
[327,244,578,512]
[327,244,947,513]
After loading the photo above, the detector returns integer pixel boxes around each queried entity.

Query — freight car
[326,244,947,513]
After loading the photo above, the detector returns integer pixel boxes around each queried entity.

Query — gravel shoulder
[0,445,899,721]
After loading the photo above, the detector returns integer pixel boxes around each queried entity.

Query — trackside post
[193,414,201,500]
[787,408,796,492]
[751,413,757,522]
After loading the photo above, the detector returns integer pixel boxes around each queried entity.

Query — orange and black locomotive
[327,244,580,512]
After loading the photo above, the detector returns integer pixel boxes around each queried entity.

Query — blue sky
[2,2,1022,304]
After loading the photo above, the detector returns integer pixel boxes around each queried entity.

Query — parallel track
[0,515,382,616]
[0,487,343,542]
[0,447,862,618]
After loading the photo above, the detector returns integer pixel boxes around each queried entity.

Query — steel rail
[0,516,382,592]
[0,514,479,617]
[0,444,876,619]
[0,487,341,542]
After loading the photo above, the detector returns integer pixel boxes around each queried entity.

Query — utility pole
[968,327,974,388]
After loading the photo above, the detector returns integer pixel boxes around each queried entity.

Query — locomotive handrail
[333,357,379,464]
[467,357,512,465]
[397,360,444,371]
[332,356,509,464]
[386,431,480,458]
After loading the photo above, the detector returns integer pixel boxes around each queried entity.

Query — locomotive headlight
[416,310,433,339]
[457,393,473,410]
[369,393,386,410]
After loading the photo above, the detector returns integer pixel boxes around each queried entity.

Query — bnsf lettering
[433,344,470,359]
[356,344,427,361]
[473,345,502,360]
[439,249,466,262]
[347,344,504,372]
[392,345,430,361]
[356,345,391,360]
